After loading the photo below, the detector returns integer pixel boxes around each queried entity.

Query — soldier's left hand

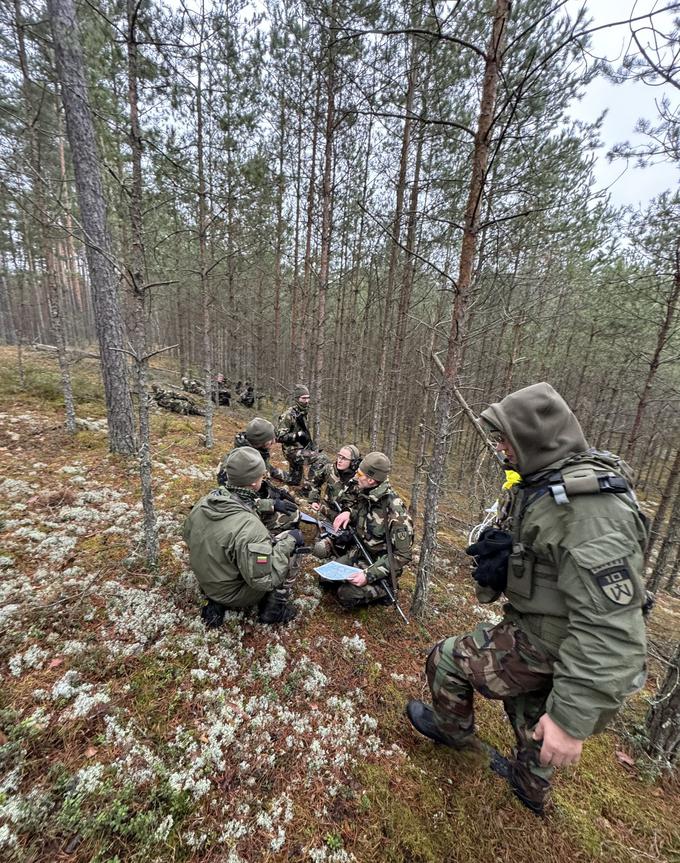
[348,570,367,587]
[532,714,583,767]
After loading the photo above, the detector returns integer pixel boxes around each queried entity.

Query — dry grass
[0,346,678,863]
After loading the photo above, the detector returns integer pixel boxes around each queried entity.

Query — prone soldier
[314,451,413,610]
[151,384,205,416]
[406,382,648,815]
[183,447,303,626]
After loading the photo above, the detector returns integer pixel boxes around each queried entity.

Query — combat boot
[201,598,226,629]
[489,750,550,816]
[258,589,298,624]
[405,700,485,752]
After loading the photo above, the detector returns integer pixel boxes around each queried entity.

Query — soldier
[183,447,303,626]
[406,382,648,816]
[308,445,361,519]
[213,374,231,406]
[240,383,255,408]
[181,377,204,396]
[315,452,413,610]
[151,384,205,416]
[216,418,298,536]
[276,384,315,486]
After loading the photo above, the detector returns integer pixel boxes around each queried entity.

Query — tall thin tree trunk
[126,0,158,566]
[48,0,135,454]
[412,0,511,617]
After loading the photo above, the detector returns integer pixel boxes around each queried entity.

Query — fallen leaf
[0,731,8,746]
[49,657,64,669]
[85,746,98,758]
[615,750,635,767]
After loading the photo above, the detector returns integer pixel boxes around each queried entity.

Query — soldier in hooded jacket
[276,384,314,486]
[308,444,361,519]
[183,447,302,626]
[317,452,413,609]
[406,382,648,816]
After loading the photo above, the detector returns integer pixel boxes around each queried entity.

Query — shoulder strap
[383,498,399,596]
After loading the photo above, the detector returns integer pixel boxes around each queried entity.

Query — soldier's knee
[336,584,366,608]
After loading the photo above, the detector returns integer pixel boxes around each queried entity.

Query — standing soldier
[276,384,314,486]
[308,445,361,518]
[183,447,303,626]
[315,451,413,610]
[406,382,648,816]
[216,419,299,536]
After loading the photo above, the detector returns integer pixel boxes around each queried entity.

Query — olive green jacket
[182,489,296,608]
[480,383,647,740]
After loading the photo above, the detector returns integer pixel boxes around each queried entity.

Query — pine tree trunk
[48,0,135,455]
[412,0,511,618]
[645,640,680,768]
[126,0,158,567]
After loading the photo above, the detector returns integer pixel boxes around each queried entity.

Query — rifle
[299,510,338,537]
[332,502,409,626]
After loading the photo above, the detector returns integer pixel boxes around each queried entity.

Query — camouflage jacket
[308,461,359,514]
[276,405,311,451]
[348,480,413,585]
[480,384,648,740]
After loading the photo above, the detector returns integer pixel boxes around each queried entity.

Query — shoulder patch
[593,564,634,606]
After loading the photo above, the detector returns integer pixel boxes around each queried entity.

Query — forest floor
[1,347,679,863]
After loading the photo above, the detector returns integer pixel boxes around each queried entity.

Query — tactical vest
[503,451,648,654]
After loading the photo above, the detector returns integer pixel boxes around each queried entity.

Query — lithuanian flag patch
[256,554,269,565]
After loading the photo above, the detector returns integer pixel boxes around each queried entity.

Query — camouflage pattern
[426,619,554,807]
[152,385,205,416]
[182,377,204,395]
[308,458,359,517]
[216,441,296,535]
[276,404,313,485]
[219,431,286,483]
[239,384,255,407]
[328,480,413,608]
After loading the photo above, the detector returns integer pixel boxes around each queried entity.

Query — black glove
[284,528,304,548]
[465,527,513,592]
[297,430,310,445]
[273,498,297,515]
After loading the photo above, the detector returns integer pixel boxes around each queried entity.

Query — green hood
[198,489,254,521]
[480,382,588,476]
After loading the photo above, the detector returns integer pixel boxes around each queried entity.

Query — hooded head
[480,382,588,476]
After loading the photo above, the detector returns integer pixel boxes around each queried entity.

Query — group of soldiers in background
[183,380,649,818]
[151,375,258,415]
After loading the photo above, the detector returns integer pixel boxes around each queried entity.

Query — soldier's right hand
[274,498,297,515]
[333,511,350,531]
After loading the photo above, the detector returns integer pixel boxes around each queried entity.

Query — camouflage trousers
[427,619,555,800]
[260,508,299,536]
[282,445,305,485]
[332,553,392,609]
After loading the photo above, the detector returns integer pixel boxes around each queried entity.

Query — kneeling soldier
[217,418,298,535]
[183,447,303,626]
[316,451,413,609]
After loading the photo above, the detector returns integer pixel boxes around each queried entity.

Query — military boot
[405,700,485,752]
[489,749,550,816]
[258,589,298,624]
[201,598,226,629]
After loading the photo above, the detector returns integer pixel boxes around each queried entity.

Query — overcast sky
[565,0,678,209]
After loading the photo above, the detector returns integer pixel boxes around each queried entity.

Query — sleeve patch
[594,565,634,606]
